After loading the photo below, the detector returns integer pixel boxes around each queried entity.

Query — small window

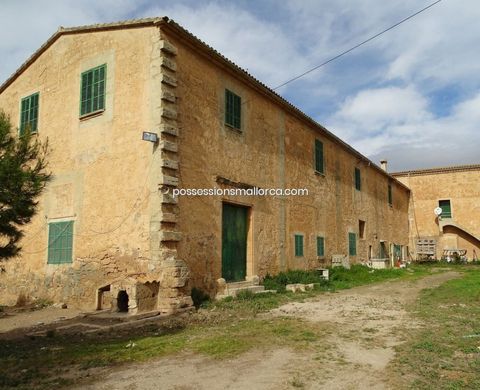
[47,221,74,264]
[316,236,325,257]
[80,64,106,116]
[314,139,324,173]
[439,200,452,218]
[20,92,39,135]
[394,244,402,261]
[348,232,356,256]
[359,220,365,239]
[294,234,304,257]
[388,183,393,206]
[354,167,361,191]
[225,89,241,129]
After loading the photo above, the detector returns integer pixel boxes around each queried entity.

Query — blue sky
[1,0,479,171]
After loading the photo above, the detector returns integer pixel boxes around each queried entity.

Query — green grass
[263,264,429,293]
[391,267,480,389]
[202,265,431,317]
[0,264,433,389]
[0,317,330,389]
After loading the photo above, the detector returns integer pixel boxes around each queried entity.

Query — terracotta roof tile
[392,164,480,177]
[0,16,409,190]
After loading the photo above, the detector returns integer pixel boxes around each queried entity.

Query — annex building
[393,164,480,261]
[0,17,412,312]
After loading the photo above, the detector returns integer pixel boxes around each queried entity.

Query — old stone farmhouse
[393,164,480,261]
[0,17,411,312]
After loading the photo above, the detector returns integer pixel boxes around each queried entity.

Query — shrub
[191,287,210,309]
[263,269,330,292]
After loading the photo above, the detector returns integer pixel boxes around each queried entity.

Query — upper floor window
[80,64,106,117]
[20,92,39,135]
[439,199,452,218]
[388,183,393,206]
[225,89,241,129]
[314,139,324,173]
[354,167,361,191]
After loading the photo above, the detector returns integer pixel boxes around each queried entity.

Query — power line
[271,0,443,91]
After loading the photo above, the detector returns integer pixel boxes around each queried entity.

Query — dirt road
[74,271,458,390]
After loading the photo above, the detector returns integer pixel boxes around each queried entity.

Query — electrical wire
[271,0,442,91]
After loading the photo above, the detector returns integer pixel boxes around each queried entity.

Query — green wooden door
[222,203,248,282]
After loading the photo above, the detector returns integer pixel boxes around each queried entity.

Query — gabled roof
[392,163,480,177]
[0,17,163,94]
[0,16,410,191]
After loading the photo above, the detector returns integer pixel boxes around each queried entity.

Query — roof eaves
[0,16,410,192]
[392,163,480,177]
[161,18,410,192]
[0,17,163,94]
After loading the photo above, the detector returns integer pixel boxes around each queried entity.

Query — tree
[0,110,50,260]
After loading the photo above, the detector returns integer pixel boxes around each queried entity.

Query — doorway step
[215,278,276,300]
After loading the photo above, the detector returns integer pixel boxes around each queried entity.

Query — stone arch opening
[117,290,129,312]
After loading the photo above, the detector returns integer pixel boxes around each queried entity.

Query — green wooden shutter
[80,64,106,116]
[225,89,241,129]
[388,183,393,206]
[354,167,361,191]
[317,236,325,256]
[315,139,324,173]
[294,234,304,257]
[20,92,39,135]
[348,232,356,256]
[48,221,74,264]
[439,200,452,218]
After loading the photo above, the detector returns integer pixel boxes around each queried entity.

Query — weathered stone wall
[395,168,480,260]
[163,28,410,297]
[0,21,411,309]
[0,27,161,308]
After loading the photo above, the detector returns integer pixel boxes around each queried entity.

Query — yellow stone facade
[393,166,480,261]
[0,18,410,311]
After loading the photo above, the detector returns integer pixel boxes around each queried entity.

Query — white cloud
[1,0,480,170]
[334,86,431,133]
[329,89,480,171]
[138,2,310,87]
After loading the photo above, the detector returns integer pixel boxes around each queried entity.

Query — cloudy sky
[1,0,478,171]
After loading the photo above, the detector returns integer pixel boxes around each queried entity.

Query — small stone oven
[97,276,160,314]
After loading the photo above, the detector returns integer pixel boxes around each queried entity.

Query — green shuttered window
[80,64,106,116]
[47,221,74,264]
[348,232,356,256]
[20,92,39,135]
[315,139,324,173]
[388,183,393,206]
[439,200,452,218]
[225,89,241,129]
[294,234,304,257]
[317,236,325,257]
[354,167,361,191]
